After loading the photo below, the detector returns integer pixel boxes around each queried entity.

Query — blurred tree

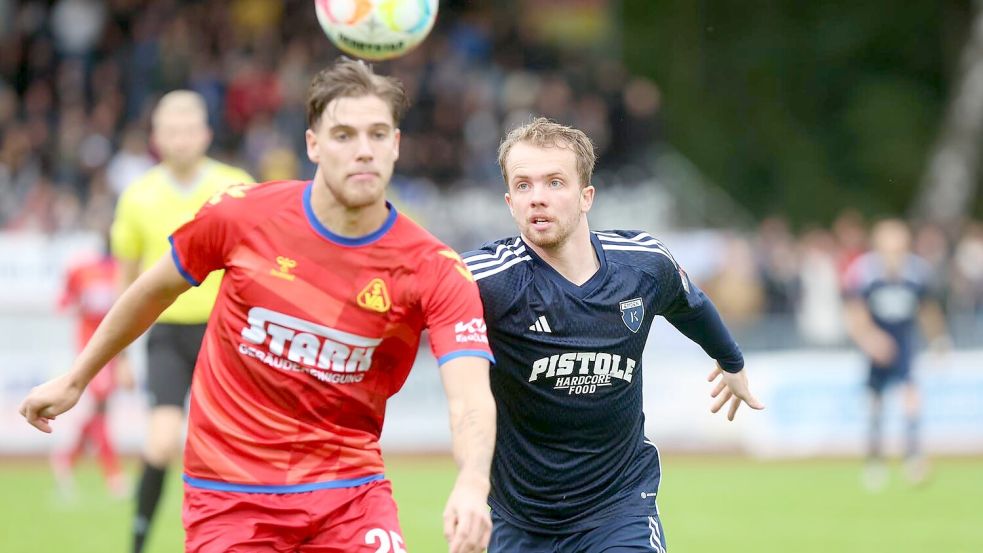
[915,1,983,230]
[622,0,975,225]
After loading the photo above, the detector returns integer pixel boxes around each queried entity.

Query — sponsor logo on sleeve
[454,318,489,344]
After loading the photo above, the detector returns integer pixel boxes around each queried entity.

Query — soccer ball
[314,0,438,61]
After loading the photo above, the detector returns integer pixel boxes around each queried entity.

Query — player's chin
[523,228,561,249]
[341,186,386,208]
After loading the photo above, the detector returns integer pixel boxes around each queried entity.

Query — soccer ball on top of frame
[314,0,439,61]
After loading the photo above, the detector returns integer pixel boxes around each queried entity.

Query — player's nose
[529,182,548,204]
[354,134,374,160]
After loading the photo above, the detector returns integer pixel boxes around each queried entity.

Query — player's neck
[528,225,599,286]
[164,159,205,187]
[309,180,390,238]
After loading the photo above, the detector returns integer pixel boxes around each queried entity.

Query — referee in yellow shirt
[110,91,252,553]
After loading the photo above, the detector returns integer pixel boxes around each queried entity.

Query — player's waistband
[182,473,384,494]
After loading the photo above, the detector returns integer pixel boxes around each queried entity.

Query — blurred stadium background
[1,0,981,551]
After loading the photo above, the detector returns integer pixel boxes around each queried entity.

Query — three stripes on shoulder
[462,232,678,282]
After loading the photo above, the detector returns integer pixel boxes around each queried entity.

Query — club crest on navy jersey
[620,297,645,333]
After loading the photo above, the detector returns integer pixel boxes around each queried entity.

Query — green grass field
[2,455,980,552]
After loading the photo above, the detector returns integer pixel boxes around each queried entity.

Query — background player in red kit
[20,58,497,553]
[51,234,133,498]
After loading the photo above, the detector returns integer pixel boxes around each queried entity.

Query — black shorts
[867,363,912,394]
[146,322,207,408]
[489,510,667,553]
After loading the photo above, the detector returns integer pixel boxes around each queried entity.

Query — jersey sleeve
[650,247,705,316]
[418,247,495,366]
[168,189,246,286]
[110,189,142,261]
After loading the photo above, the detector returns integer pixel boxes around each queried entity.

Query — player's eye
[372,131,388,140]
[515,182,530,190]
[333,132,350,141]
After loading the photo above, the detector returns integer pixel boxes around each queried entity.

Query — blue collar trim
[303,182,398,246]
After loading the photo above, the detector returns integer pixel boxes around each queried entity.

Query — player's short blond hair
[306,57,409,130]
[498,117,597,188]
[152,90,208,126]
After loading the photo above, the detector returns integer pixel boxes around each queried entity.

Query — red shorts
[183,478,407,553]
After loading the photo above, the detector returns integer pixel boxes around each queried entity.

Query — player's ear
[581,184,595,212]
[392,128,401,161]
[504,192,515,217]
[305,128,319,163]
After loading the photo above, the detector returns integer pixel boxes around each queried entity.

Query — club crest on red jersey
[357,278,391,313]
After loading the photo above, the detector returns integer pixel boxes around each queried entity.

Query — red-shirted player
[52,240,133,497]
[20,59,497,553]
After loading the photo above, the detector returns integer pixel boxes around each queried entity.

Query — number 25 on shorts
[365,528,406,553]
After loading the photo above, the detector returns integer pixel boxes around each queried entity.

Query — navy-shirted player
[463,118,764,552]
[843,219,948,490]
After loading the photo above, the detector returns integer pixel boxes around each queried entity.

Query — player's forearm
[666,298,744,373]
[447,391,496,483]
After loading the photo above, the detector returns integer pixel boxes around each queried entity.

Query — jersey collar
[520,232,609,298]
[303,181,399,246]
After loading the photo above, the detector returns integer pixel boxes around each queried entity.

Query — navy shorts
[867,363,912,394]
[146,323,206,408]
[489,509,667,553]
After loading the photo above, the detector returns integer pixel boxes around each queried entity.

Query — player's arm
[110,189,143,374]
[439,356,496,553]
[19,255,191,432]
[421,248,496,553]
[658,259,763,420]
[843,297,896,365]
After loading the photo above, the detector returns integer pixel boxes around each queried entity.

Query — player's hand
[442,470,491,553]
[18,373,85,433]
[708,364,765,421]
[114,356,136,391]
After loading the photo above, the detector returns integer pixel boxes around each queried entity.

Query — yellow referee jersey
[111,158,253,324]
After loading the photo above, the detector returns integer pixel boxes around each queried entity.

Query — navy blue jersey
[845,252,933,371]
[463,230,743,534]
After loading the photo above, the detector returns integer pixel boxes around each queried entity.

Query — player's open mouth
[529,216,552,230]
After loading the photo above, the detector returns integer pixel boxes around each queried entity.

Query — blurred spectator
[50,0,105,58]
[832,208,868,282]
[754,216,800,315]
[702,233,765,326]
[106,126,155,196]
[796,228,845,346]
[952,222,983,317]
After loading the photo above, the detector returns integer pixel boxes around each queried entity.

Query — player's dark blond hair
[306,57,409,130]
[498,117,597,188]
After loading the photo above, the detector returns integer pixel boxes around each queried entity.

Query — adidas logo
[528,315,552,333]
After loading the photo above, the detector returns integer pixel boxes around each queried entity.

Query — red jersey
[60,255,119,348]
[169,180,493,492]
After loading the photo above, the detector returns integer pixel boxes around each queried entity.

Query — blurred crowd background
[2,0,982,350]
